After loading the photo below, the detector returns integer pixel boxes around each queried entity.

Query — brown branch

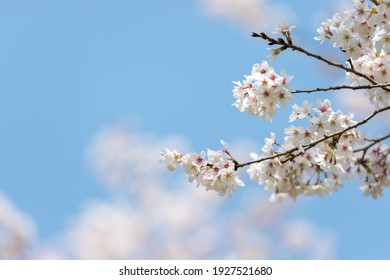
[235,105,390,169]
[252,32,390,92]
[292,83,390,94]
[353,134,390,153]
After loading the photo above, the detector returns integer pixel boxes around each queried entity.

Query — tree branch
[235,106,390,169]
[292,83,390,94]
[252,32,390,92]
[353,134,390,153]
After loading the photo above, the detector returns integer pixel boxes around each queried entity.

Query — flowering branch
[235,105,390,169]
[251,32,389,92]
[162,1,390,200]
[292,83,390,94]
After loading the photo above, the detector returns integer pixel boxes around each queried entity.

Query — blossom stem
[225,150,239,166]
[235,105,390,169]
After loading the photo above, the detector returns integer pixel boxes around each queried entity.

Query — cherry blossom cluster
[315,0,390,108]
[232,61,294,121]
[247,99,372,201]
[315,0,389,58]
[355,143,390,199]
[348,49,390,108]
[161,0,390,201]
[160,141,244,197]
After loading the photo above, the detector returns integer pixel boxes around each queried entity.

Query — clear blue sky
[0,0,389,259]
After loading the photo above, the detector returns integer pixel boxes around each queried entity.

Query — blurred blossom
[0,193,35,259]
[201,0,296,31]
[66,201,149,259]
[62,122,336,259]
[0,123,337,259]
[281,220,336,259]
[65,194,220,259]
[85,123,189,190]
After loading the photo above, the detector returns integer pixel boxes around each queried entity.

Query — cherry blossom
[289,100,312,122]
[160,140,244,197]
[162,0,390,201]
[232,61,294,121]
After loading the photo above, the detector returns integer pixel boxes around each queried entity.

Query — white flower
[272,23,296,35]
[159,148,181,171]
[289,100,312,122]
[310,114,330,136]
[284,125,304,145]
[314,21,332,44]
[220,139,228,150]
[313,99,332,114]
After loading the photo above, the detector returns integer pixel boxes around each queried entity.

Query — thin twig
[353,134,390,153]
[347,58,355,70]
[235,106,390,169]
[292,83,390,94]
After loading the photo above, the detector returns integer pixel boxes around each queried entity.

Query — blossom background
[0,0,389,259]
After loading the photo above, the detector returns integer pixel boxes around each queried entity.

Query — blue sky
[0,0,389,259]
